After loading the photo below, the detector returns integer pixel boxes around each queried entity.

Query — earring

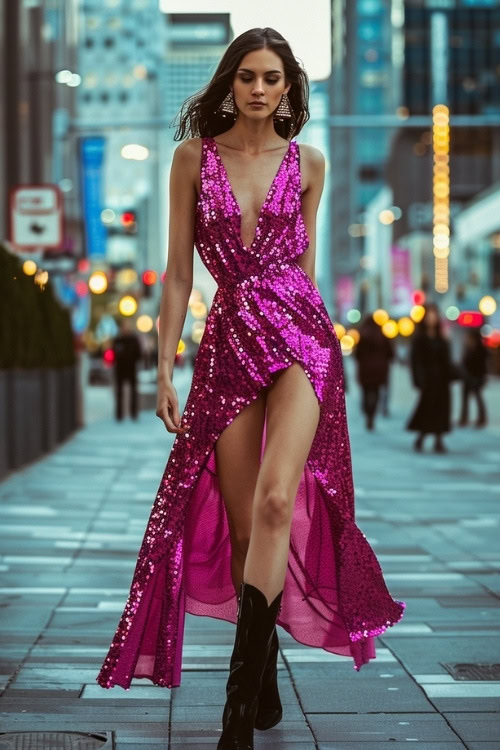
[217,89,237,117]
[274,92,292,121]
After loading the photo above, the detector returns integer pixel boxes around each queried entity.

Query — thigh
[215,387,268,538]
[259,362,320,503]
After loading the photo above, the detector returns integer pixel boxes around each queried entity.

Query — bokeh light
[118,295,138,316]
[340,334,355,354]
[382,319,398,338]
[347,328,360,344]
[478,295,497,316]
[333,323,346,339]
[445,305,460,321]
[136,314,153,332]
[22,260,37,276]
[176,339,186,355]
[398,317,415,336]
[89,271,108,294]
[410,304,426,323]
[346,308,361,323]
[373,309,389,326]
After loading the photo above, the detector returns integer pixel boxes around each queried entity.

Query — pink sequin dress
[96,136,406,690]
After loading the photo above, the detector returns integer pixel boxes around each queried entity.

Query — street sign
[9,184,63,249]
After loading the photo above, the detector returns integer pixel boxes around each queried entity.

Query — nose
[251,80,265,95]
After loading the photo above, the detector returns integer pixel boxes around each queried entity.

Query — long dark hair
[171,27,310,141]
[417,302,445,338]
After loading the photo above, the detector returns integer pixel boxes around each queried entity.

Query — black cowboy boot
[217,582,283,750]
[234,593,283,732]
[254,626,283,730]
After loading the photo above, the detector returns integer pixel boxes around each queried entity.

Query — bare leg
[215,387,268,594]
[243,362,321,606]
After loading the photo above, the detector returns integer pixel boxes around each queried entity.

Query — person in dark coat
[355,315,394,430]
[458,329,488,428]
[407,302,454,453]
[112,319,142,421]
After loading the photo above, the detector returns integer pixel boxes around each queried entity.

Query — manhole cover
[0,733,110,750]
[442,663,500,681]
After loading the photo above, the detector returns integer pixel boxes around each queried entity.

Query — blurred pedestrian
[458,329,488,428]
[112,319,142,421]
[407,303,454,453]
[355,315,394,430]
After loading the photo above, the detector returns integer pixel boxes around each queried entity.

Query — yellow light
[347,328,360,344]
[433,104,449,115]
[398,317,415,337]
[34,270,49,288]
[479,295,497,316]
[433,235,450,250]
[116,268,138,289]
[382,319,398,338]
[433,246,450,259]
[190,301,207,319]
[340,334,355,352]
[379,209,395,225]
[189,288,203,305]
[89,270,108,294]
[118,295,137,316]
[136,314,153,332]
[433,223,450,236]
[191,320,206,344]
[410,305,426,323]
[177,339,186,355]
[333,323,346,339]
[23,260,37,276]
[373,309,389,326]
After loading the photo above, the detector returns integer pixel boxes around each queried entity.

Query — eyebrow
[237,68,282,75]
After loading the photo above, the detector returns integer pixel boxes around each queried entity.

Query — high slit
[96,135,406,691]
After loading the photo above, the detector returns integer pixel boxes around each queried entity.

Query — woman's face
[425,307,439,327]
[231,47,290,122]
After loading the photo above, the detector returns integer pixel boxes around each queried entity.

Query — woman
[407,303,454,453]
[96,28,406,748]
[355,315,394,430]
[458,328,488,428]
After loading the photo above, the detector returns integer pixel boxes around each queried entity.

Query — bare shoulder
[296,142,325,192]
[172,136,203,168]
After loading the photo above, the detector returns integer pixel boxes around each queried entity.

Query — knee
[256,488,291,531]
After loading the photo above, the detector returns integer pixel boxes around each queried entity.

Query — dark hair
[417,302,444,338]
[171,27,310,141]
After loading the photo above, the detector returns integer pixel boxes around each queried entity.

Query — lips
[249,102,265,106]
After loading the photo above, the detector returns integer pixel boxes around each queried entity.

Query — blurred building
[329,0,404,317]
[383,0,500,309]
[0,0,79,252]
[158,12,231,303]
[75,0,166,274]
[353,0,500,317]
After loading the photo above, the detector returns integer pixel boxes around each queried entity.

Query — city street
[0,361,499,748]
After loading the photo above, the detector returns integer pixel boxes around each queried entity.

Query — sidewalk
[0,362,499,748]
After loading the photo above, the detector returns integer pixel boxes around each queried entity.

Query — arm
[156,138,197,432]
[295,144,325,290]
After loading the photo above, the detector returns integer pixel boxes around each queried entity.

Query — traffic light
[120,210,137,234]
[142,269,157,298]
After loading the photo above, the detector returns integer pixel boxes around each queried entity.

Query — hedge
[0,243,75,369]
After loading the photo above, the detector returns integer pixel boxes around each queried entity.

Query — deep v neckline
[209,136,292,250]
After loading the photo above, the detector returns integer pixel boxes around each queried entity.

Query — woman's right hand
[156,379,189,434]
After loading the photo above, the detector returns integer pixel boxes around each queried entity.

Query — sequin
[96,136,406,691]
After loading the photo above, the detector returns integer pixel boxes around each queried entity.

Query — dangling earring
[216,89,237,117]
[274,92,292,122]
